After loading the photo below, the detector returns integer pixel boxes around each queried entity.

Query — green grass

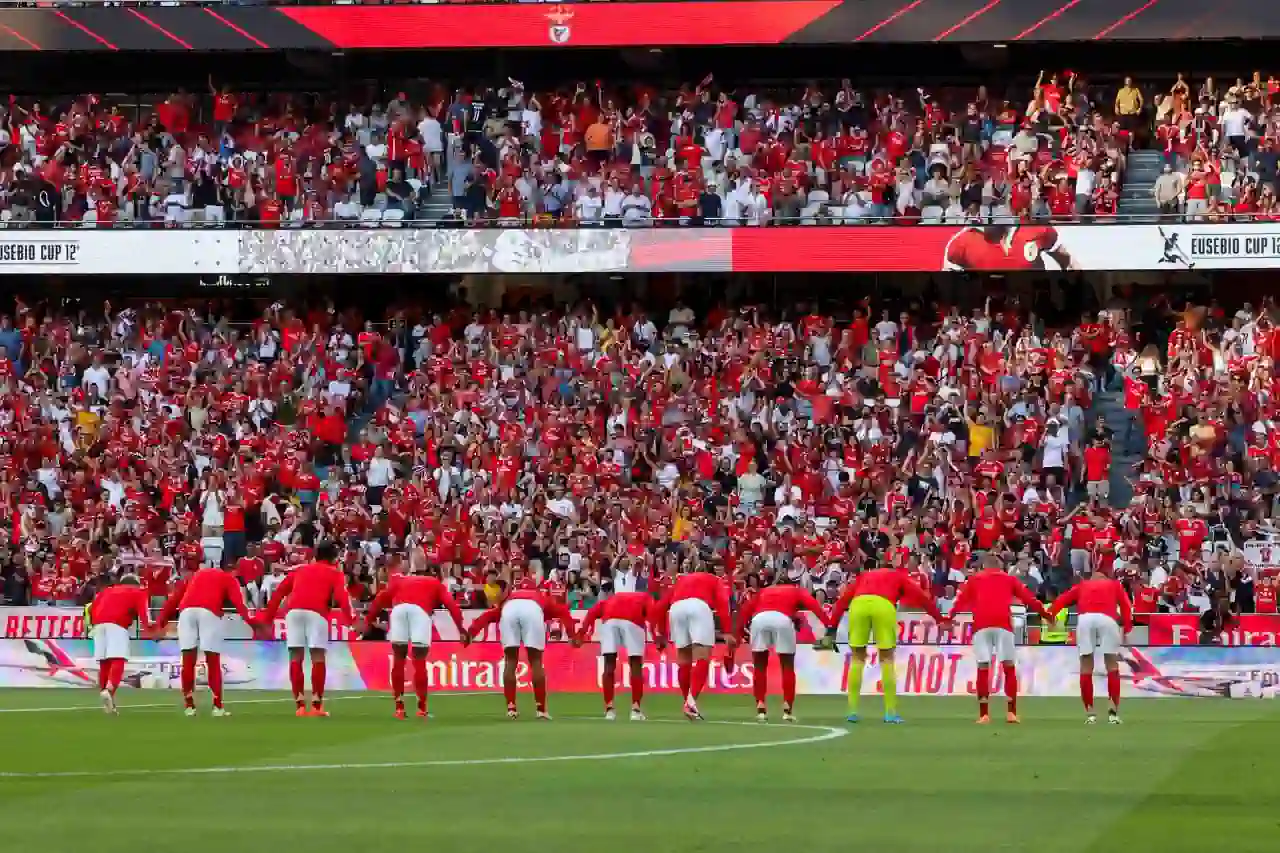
[0,689,1278,852]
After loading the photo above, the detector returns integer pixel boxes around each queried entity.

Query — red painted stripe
[933,0,1005,41]
[0,23,40,50]
[202,8,271,49]
[1094,0,1162,39]
[855,0,927,41]
[1013,0,1082,40]
[127,8,194,50]
[53,11,117,50]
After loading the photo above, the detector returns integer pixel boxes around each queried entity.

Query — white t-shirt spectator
[575,192,603,223]
[621,192,652,226]
[547,495,575,518]
[1222,106,1251,138]
[1042,430,1070,469]
[367,456,395,488]
[82,363,111,399]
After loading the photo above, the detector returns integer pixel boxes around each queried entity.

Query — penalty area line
[0,719,848,780]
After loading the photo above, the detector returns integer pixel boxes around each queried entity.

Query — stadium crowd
[3,68,1277,228]
[0,279,1276,627]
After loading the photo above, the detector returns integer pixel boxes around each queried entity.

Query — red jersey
[735,584,827,636]
[365,574,464,631]
[1049,576,1133,632]
[576,591,655,639]
[827,567,943,626]
[262,561,354,621]
[950,568,1049,632]
[1174,517,1208,558]
[1256,584,1277,614]
[89,584,153,631]
[155,568,252,626]
[943,226,1062,272]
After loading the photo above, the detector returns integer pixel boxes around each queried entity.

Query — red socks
[205,653,223,709]
[503,675,517,706]
[391,655,406,701]
[412,657,428,709]
[533,675,547,712]
[677,661,691,700]
[110,659,125,694]
[752,666,768,705]
[1003,663,1018,714]
[690,658,709,700]
[1080,673,1094,710]
[603,669,616,708]
[781,666,796,709]
[311,660,326,706]
[976,666,990,716]
[289,658,305,705]
[631,671,643,708]
[98,661,109,692]
[1107,670,1121,708]
[181,649,197,706]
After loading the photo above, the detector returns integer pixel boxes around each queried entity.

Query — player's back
[287,561,344,611]
[602,591,652,623]
[1074,576,1129,620]
[853,567,909,602]
[962,569,1027,630]
[392,574,449,611]
[671,571,719,604]
[753,585,810,618]
[91,585,147,626]
[180,567,233,609]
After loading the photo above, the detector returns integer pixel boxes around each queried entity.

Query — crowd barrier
[4,639,1278,698]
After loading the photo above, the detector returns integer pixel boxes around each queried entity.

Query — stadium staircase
[1117,149,1164,222]
[1093,388,1139,509]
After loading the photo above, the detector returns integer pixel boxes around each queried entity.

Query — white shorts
[177,607,224,654]
[91,623,130,661]
[972,627,1016,663]
[499,598,546,650]
[599,618,646,657]
[388,603,433,647]
[1077,612,1123,656]
[285,608,330,650]
[749,610,798,654]
[669,598,716,648]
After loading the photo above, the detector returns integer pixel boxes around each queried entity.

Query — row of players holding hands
[87,546,1134,725]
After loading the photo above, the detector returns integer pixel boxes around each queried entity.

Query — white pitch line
[0,719,848,780]
[0,692,492,714]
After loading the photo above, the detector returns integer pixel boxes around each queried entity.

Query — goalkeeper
[822,566,949,724]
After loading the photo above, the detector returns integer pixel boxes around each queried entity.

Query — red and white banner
[1147,613,1280,646]
[238,223,1280,275]
[2,607,88,639]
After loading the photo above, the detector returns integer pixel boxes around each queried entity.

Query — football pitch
[0,690,1277,853]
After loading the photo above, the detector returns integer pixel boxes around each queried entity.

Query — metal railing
[0,211,1262,228]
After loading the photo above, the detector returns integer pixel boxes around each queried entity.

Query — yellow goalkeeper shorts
[848,595,898,650]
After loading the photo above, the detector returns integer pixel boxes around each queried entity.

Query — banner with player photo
[236,228,733,275]
[226,222,1280,275]
[2,640,1275,698]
